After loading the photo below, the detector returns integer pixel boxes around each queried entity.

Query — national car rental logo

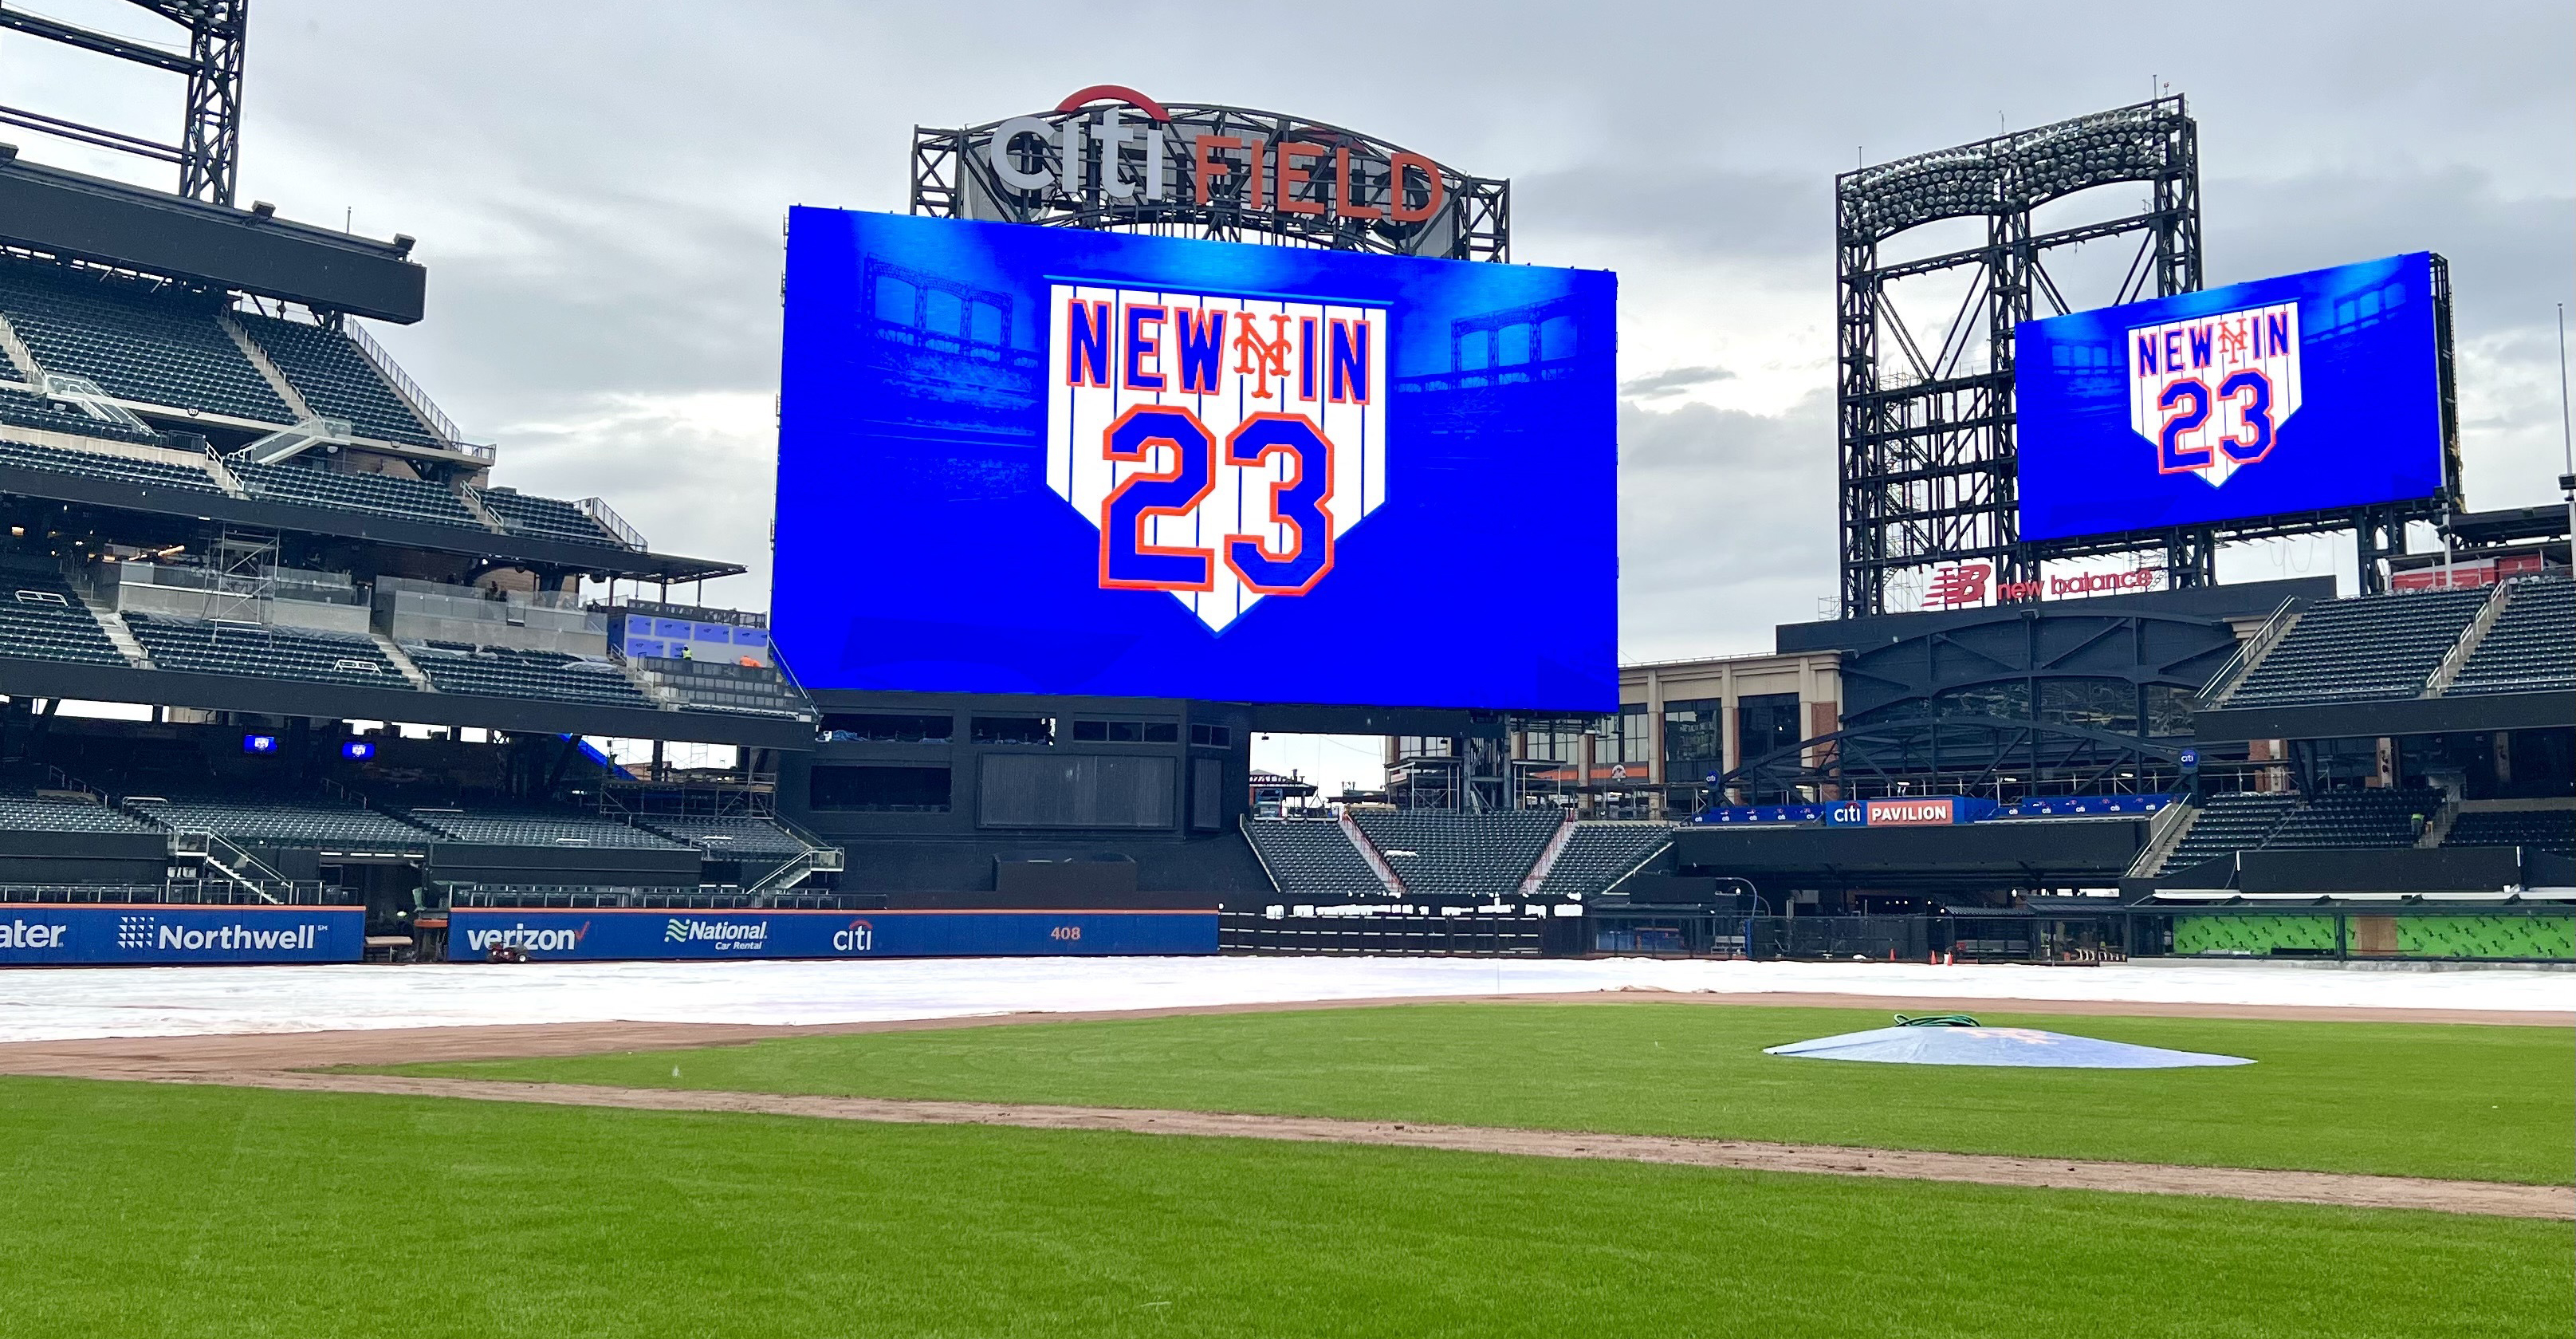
[2129,299,2303,488]
[1046,286,1386,632]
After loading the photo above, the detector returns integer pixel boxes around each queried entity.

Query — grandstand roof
[0,156,424,323]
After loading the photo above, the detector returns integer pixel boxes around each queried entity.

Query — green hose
[1893,1013,1980,1028]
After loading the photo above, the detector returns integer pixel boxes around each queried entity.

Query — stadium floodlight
[240,733,278,754]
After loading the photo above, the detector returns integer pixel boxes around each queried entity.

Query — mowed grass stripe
[387,1003,2576,1185]
[2,1076,2567,1339]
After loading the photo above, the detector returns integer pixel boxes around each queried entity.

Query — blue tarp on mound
[1763,1026,2254,1069]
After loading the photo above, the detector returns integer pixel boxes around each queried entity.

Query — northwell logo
[104,916,326,952]
[1047,285,1387,632]
[2130,300,2303,488]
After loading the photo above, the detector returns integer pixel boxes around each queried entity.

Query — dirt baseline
[2,989,2567,1220]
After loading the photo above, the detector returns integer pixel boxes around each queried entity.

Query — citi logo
[665,919,768,946]
[832,920,875,954]
[460,922,588,954]
[0,918,68,950]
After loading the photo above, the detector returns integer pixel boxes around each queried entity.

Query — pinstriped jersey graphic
[2129,299,2303,489]
[1046,285,1386,632]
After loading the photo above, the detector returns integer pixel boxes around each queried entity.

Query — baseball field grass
[2,1073,2566,1339]
[388,1003,2576,1183]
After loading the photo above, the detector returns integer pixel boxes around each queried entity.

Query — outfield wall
[446,907,1217,962]
[2172,913,2574,962]
[0,904,364,965]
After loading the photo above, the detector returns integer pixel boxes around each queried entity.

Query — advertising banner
[1823,797,2000,827]
[0,903,362,965]
[446,907,1218,963]
[773,208,1618,711]
[2016,253,2448,542]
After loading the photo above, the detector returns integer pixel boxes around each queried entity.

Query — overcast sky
[5,1,2568,790]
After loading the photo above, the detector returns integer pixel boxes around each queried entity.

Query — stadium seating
[0,386,165,445]
[2158,792,2296,873]
[0,790,157,833]
[0,576,127,666]
[2259,787,2440,849]
[227,459,482,528]
[232,312,441,446]
[403,806,690,849]
[2444,809,2576,857]
[471,487,623,546]
[2226,587,2489,706]
[127,614,402,687]
[0,436,219,492]
[1536,821,1675,897]
[449,884,863,910]
[1351,809,1562,896]
[0,265,293,423]
[406,642,654,707]
[2447,579,2574,696]
[634,814,809,857]
[1245,819,1386,898]
[624,656,810,717]
[123,794,435,848]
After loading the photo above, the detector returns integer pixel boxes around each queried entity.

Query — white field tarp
[1,955,2568,1043]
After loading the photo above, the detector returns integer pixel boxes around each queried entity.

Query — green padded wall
[2173,915,2336,956]
[2392,916,2574,961]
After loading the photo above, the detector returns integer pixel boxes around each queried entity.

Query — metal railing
[340,318,496,461]
[2423,580,2512,697]
[574,496,649,551]
[0,883,352,905]
[2124,797,2199,880]
[2198,596,2301,705]
[169,829,297,904]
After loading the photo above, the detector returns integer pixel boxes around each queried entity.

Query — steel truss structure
[912,100,1509,262]
[1836,97,2461,615]
[0,1,248,206]
[1837,98,2203,616]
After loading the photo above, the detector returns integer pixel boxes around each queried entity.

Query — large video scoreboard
[772,209,1618,711]
[2016,253,2450,542]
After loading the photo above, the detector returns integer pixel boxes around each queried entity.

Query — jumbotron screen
[2016,252,2449,542]
[771,209,1618,710]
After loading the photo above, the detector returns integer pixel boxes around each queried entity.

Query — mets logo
[2129,299,2303,488]
[1045,284,1386,632]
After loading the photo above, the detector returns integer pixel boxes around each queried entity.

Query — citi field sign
[924,86,1502,258]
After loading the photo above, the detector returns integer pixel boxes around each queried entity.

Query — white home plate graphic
[2129,299,2303,488]
[1047,285,1386,632]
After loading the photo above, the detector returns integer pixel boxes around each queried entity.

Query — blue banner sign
[1696,794,2172,828]
[2016,253,2448,542]
[1696,804,1828,825]
[772,209,1618,711]
[0,903,361,965]
[446,907,1217,962]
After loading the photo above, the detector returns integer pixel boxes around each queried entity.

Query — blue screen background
[771,209,1618,711]
[2015,252,2446,542]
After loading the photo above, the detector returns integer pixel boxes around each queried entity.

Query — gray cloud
[1620,365,1738,398]
[3,0,2558,655]
[1619,394,1839,660]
